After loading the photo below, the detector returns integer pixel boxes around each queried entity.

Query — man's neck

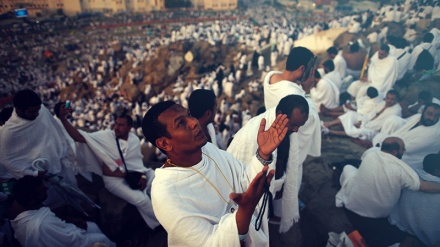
[270,71,300,85]
[165,150,204,168]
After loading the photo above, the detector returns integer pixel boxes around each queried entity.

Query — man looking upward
[142,101,289,246]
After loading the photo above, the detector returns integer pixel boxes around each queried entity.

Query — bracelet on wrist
[256,150,273,165]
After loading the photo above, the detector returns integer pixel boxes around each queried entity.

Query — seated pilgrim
[10,176,115,247]
[322,89,401,140]
[335,137,440,247]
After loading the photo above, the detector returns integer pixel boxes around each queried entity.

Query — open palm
[257,114,289,158]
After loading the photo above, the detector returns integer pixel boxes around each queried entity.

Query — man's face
[421,106,440,127]
[159,104,208,153]
[385,93,398,107]
[17,105,41,121]
[378,49,389,59]
[114,118,131,139]
[286,108,308,134]
[328,53,336,59]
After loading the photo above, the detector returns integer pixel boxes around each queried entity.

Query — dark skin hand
[231,165,275,235]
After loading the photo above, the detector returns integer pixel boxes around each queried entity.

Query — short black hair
[12,176,45,207]
[276,95,309,117]
[350,42,360,53]
[423,153,439,175]
[118,114,134,127]
[423,33,434,43]
[380,44,390,53]
[13,89,42,110]
[366,87,379,98]
[381,139,401,153]
[327,46,338,55]
[418,91,431,101]
[188,89,216,119]
[323,60,335,72]
[142,101,175,148]
[387,89,399,99]
[286,47,314,72]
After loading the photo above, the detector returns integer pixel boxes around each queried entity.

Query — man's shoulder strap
[397,51,407,60]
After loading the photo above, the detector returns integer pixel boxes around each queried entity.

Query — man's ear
[156,137,172,152]
[391,149,399,157]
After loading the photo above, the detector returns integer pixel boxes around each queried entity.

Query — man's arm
[232,113,288,234]
[58,105,86,143]
[419,180,440,193]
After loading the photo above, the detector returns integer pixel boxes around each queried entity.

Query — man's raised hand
[257,114,288,160]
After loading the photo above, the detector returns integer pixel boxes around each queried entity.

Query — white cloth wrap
[373,114,440,169]
[388,169,440,246]
[11,207,115,247]
[335,148,420,218]
[228,107,300,234]
[0,105,76,179]
[311,71,341,112]
[339,102,401,140]
[76,130,147,174]
[347,53,397,99]
[263,71,321,232]
[152,143,268,247]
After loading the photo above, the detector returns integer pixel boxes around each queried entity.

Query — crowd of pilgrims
[0,0,440,246]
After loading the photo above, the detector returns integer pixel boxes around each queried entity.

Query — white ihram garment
[389,169,440,246]
[76,130,159,229]
[335,148,420,218]
[347,53,398,99]
[311,71,341,112]
[11,207,115,247]
[263,71,321,232]
[373,114,440,169]
[152,143,269,247]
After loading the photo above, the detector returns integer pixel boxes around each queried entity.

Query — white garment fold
[311,71,340,112]
[152,143,268,247]
[389,169,440,246]
[75,130,159,229]
[228,107,299,234]
[335,148,420,218]
[347,53,397,99]
[0,105,75,179]
[11,207,115,247]
[263,71,321,232]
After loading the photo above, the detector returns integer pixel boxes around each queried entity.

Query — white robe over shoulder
[373,114,440,169]
[0,105,75,179]
[389,169,440,246]
[11,207,115,247]
[347,53,398,99]
[263,71,321,232]
[334,52,347,79]
[228,107,301,234]
[76,130,147,175]
[152,143,268,247]
[339,101,401,140]
[263,71,321,159]
[311,71,341,112]
[335,148,420,218]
